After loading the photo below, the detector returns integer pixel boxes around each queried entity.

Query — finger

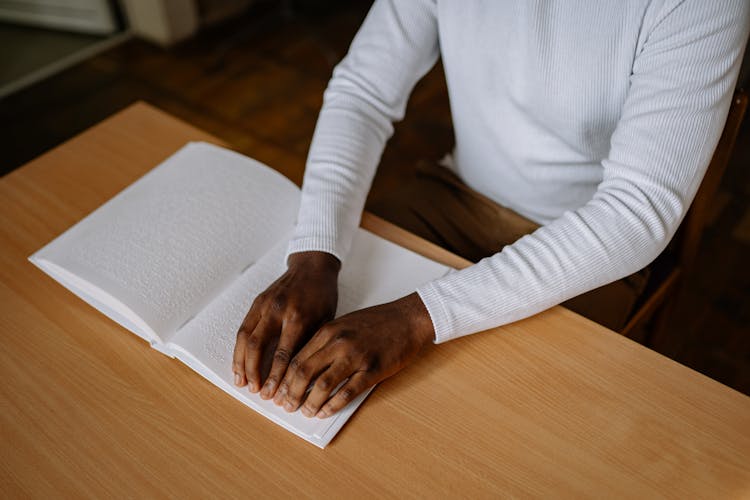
[260,319,305,400]
[275,350,330,412]
[271,324,335,407]
[288,331,327,362]
[299,361,352,418]
[282,322,336,370]
[243,315,277,392]
[316,371,371,419]
[232,308,261,387]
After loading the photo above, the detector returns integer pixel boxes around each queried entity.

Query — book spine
[150,340,176,359]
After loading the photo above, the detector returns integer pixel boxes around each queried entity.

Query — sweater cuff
[416,281,455,344]
[285,236,344,265]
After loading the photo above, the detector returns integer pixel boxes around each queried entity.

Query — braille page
[168,228,450,448]
[30,142,300,343]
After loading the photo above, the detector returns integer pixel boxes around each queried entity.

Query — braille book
[29,142,449,448]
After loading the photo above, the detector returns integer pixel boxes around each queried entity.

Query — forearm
[417,183,681,342]
[287,0,439,262]
[287,93,392,261]
[419,0,749,343]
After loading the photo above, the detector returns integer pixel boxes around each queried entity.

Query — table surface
[1,102,749,498]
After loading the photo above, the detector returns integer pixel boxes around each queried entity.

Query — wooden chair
[620,89,749,342]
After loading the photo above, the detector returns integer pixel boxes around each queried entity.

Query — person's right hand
[232,251,340,400]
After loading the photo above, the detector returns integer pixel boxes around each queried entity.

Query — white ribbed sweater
[287,0,750,343]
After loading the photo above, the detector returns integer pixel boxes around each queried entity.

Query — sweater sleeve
[417,0,750,342]
[286,0,439,261]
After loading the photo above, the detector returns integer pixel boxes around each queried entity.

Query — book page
[168,228,451,447]
[29,142,300,342]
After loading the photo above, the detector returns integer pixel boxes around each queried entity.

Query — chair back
[621,89,748,339]
[678,89,748,271]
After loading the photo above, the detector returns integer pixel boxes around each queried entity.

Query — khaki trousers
[370,161,649,331]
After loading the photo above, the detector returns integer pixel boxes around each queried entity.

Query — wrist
[287,251,341,275]
[400,292,436,346]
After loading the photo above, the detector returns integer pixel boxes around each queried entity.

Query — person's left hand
[272,292,435,418]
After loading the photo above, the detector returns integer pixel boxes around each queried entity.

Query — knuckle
[296,363,311,379]
[316,376,332,391]
[302,403,316,414]
[338,387,355,402]
[318,324,338,339]
[362,355,381,373]
[245,335,261,351]
[333,329,354,343]
[284,305,303,324]
[346,343,366,359]
[336,353,355,368]
[268,294,287,313]
[288,357,305,376]
[273,349,292,365]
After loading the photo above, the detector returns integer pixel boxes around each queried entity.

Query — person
[232,0,750,419]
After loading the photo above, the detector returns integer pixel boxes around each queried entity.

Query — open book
[29,142,450,448]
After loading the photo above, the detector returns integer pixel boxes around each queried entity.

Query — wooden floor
[1,0,748,395]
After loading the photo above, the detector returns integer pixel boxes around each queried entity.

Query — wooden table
[2,102,749,498]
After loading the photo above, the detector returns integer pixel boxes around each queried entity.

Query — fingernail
[301,406,312,417]
[284,401,294,412]
[249,382,259,393]
[274,386,287,405]
[316,409,329,419]
[234,373,241,386]
[261,381,275,399]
